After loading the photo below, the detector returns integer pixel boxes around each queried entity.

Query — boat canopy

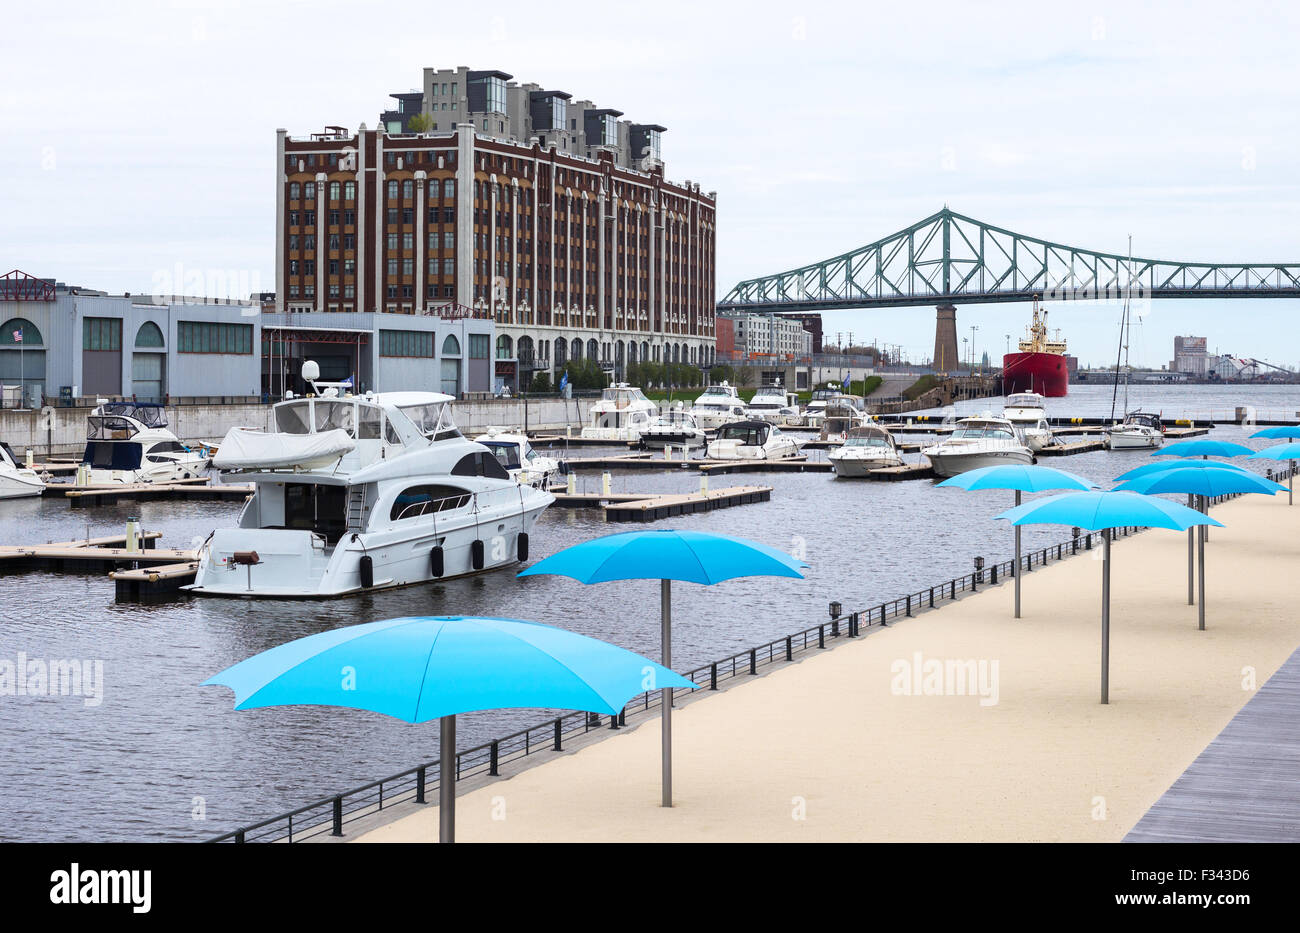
[214,428,356,471]
[95,402,168,428]
[1123,412,1163,429]
[844,425,895,447]
[715,420,772,445]
[1006,393,1045,409]
[598,385,649,406]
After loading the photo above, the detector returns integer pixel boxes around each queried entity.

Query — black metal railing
[206,481,1281,843]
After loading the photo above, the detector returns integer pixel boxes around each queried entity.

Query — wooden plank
[603,485,773,522]
[1125,647,1300,842]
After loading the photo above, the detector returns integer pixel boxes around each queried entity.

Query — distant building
[776,312,823,354]
[714,316,735,358]
[1171,335,1208,376]
[718,311,812,359]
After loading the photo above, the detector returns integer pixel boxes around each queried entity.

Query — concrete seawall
[0,397,591,457]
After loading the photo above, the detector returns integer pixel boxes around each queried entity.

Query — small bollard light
[1072,525,1081,554]
[973,555,984,590]
[829,600,842,620]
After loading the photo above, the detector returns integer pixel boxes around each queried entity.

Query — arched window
[0,318,43,346]
[571,338,583,360]
[390,484,472,521]
[135,322,165,348]
[496,334,513,358]
[441,334,461,356]
[586,338,599,362]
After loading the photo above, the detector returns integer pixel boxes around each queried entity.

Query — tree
[709,364,735,384]
[407,113,434,134]
[528,371,551,393]
[734,366,756,388]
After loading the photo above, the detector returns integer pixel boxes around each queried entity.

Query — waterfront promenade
[359,493,1299,843]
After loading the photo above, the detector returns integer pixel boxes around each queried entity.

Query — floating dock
[1036,439,1106,456]
[603,485,773,522]
[110,560,200,601]
[694,457,834,475]
[862,463,936,481]
[0,530,196,583]
[44,479,254,508]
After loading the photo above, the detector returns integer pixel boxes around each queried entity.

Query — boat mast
[1108,237,1133,423]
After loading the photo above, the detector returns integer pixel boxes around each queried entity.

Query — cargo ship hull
[1002,351,1068,397]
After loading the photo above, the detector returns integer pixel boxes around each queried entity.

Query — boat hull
[1105,429,1164,450]
[829,453,904,477]
[925,447,1034,478]
[0,471,44,499]
[1002,352,1069,397]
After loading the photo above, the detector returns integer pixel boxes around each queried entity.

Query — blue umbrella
[1151,439,1254,458]
[995,491,1221,703]
[1248,442,1300,505]
[1250,426,1300,440]
[937,465,1096,618]
[1113,459,1250,482]
[1115,470,1283,630]
[203,616,695,842]
[520,529,806,806]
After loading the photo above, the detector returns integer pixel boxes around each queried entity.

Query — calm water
[0,384,1295,841]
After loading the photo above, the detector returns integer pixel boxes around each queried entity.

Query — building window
[328,234,339,249]
[387,208,398,224]
[344,181,356,201]
[82,317,122,351]
[402,208,413,224]
[402,180,413,199]
[177,322,253,354]
[344,258,355,275]
[304,182,316,200]
[387,233,398,250]
[388,259,398,275]
[343,234,355,250]
[443,179,454,199]
[443,258,454,275]
[328,210,339,226]
[402,259,414,276]
[443,231,454,249]
[468,334,489,359]
[344,284,355,298]
[289,211,299,226]
[288,182,300,200]
[403,233,413,249]
[303,210,315,226]
[329,181,340,201]
[380,329,433,357]
[328,259,339,275]
[388,180,398,199]
[344,210,355,226]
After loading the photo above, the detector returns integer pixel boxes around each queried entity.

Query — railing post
[619,708,626,726]
[553,718,562,751]
[234,828,245,844]
[879,603,888,627]
[785,636,793,661]
[710,662,718,690]
[749,649,757,674]
[818,624,825,649]
[331,795,343,836]
[990,564,997,584]
[929,586,934,608]
[610,715,618,729]
[906,594,912,617]
[489,740,499,776]
[416,766,426,803]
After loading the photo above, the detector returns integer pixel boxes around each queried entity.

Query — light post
[970,325,979,373]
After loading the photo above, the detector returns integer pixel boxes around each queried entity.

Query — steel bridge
[718,208,1300,312]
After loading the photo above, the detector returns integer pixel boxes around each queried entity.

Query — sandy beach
[357,493,1300,843]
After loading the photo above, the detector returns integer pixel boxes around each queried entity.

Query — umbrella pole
[1014,490,1021,619]
[1186,494,1195,606]
[1101,529,1111,705]
[661,578,673,808]
[440,714,456,843]
[1198,497,1207,631]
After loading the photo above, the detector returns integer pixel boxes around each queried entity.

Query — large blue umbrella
[1115,469,1283,630]
[1250,426,1300,440]
[1248,442,1300,505]
[519,529,806,806]
[937,465,1096,618]
[1151,439,1254,459]
[203,616,695,842]
[995,491,1221,703]
[1113,459,1250,482]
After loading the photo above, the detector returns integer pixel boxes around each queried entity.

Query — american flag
[11,328,21,343]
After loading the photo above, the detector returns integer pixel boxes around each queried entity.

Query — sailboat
[1105,238,1164,451]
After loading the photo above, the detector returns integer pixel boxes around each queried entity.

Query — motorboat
[1106,412,1164,450]
[745,381,801,426]
[1002,392,1056,452]
[921,413,1033,478]
[802,383,843,429]
[473,427,564,488]
[580,384,657,442]
[689,382,749,431]
[817,394,869,442]
[189,368,552,598]
[80,402,211,484]
[639,409,707,449]
[705,420,802,460]
[0,441,44,499]
[828,425,904,477]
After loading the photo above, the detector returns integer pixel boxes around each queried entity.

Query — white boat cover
[213,428,355,470]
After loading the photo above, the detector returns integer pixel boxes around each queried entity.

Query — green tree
[709,364,735,384]
[407,113,434,134]
[528,371,551,393]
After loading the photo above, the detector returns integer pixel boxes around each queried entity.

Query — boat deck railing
[205,466,1296,844]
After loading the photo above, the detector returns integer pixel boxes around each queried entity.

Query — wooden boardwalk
[604,485,773,522]
[1125,647,1300,842]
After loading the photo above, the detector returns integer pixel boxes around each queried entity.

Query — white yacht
[80,402,211,484]
[474,427,564,488]
[745,381,801,425]
[817,394,870,442]
[639,409,707,449]
[190,372,552,598]
[706,420,802,460]
[802,383,843,429]
[580,384,657,442]
[921,413,1033,478]
[1001,392,1056,452]
[0,441,44,499]
[828,425,904,477]
[689,382,748,431]
[1106,412,1165,450]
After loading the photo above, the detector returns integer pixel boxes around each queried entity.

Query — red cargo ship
[1001,300,1069,397]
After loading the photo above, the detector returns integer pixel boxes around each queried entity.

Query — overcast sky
[3,0,1297,368]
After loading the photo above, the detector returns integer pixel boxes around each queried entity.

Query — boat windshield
[717,424,769,445]
[273,399,383,440]
[1006,394,1043,409]
[953,426,1015,440]
[399,401,461,441]
[845,435,888,447]
[274,401,314,435]
[601,387,648,404]
[482,441,522,470]
[748,402,780,410]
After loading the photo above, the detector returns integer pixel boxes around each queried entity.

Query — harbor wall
[0,397,591,457]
